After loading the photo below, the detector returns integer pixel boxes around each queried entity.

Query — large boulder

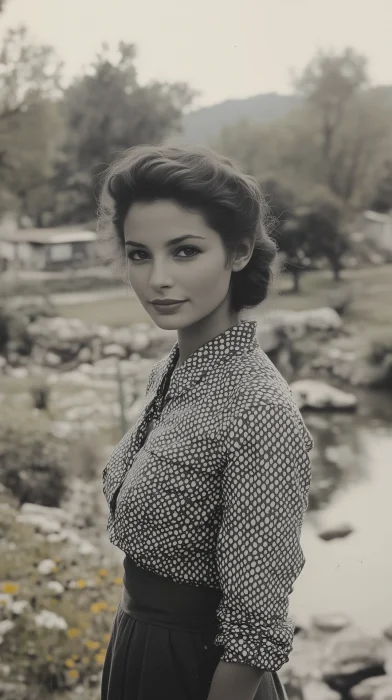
[321,627,386,694]
[290,379,358,410]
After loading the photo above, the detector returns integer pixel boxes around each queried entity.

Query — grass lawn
[56,264,392,342]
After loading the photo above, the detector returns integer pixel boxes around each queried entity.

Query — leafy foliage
[0,408,69,506]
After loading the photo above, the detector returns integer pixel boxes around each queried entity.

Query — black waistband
[120,556,223,633]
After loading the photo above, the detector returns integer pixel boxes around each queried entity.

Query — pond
[290,388,392,635]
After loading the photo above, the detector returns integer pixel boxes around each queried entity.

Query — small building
[0,226,100,271]
[352,210,392,253]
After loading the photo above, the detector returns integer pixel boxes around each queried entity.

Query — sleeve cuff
[213,619,295,672]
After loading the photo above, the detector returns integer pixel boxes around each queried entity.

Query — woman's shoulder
[224,345,291,403]
[223,349,314,452]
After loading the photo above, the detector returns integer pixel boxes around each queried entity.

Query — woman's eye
[127,250,147,261]
[176,246,200,258]
[127,246,200,262]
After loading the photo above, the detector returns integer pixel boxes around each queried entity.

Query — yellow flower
[85,640,100,650]
[75,579,87,589]
[46,655,53,662]
[90,601,108,614]
[98,568,108,578]
[103,633,111,643]
[64,658,75,668]
[72,654,80,661]
[67,627,81,639]
[67,669,80,680]
[113,577,123,585]
[82,656,89,665]
[95,652,106,665]
[2,582,20,594]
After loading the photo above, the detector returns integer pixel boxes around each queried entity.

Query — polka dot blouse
[102,320,314,672]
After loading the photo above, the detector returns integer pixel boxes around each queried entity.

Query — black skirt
[101,556,288,700]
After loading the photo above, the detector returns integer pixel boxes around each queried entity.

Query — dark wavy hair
[96,143,279,313]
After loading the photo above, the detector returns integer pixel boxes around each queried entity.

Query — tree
[54,42,198,222]
[369,159,392,213]
[292,186,349,282]
[0,25,64,221]
[260,177,311,293]
[293,48,368,167]
[292,48,392,208]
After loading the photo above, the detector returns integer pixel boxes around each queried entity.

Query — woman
[99,143,314,700]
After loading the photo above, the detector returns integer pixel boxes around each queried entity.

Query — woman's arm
[212,391,313,677]
[207,661,265,700]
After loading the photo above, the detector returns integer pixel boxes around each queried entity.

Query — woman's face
[123,199,236,330]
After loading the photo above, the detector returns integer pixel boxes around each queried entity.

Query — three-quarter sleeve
[214,391,313,672]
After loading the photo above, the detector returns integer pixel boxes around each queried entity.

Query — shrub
[0,302,32,356]
[0,408,69,507]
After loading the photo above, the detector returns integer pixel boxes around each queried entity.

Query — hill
[168,92,301,145]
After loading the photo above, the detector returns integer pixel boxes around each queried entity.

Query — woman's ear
[231,239,254,272]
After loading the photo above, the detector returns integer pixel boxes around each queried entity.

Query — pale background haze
[1,0,391,107]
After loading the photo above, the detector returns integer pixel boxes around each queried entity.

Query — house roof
[363,210,390,224]
[2,227,97,245]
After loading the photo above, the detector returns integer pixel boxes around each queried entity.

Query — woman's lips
[150,301,187,313]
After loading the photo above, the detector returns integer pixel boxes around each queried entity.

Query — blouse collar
[154,320,258,399]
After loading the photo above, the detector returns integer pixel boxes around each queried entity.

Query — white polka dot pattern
[102,320,314,672]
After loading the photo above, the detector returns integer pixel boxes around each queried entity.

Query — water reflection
[305,410,369,512]
[291,389,392,635]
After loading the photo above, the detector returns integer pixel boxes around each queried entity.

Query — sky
[1,0,392,109]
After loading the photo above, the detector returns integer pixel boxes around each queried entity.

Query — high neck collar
[155,320,258,399]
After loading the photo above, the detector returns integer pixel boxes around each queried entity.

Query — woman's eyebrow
[124,234,206,248]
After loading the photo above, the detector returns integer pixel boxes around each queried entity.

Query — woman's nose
[149,263,173,286]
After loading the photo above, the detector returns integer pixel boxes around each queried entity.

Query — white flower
[37,559,57,575]
[34,610,68,630]
[0,620,15,636]
[10,600,29,615]
[0,594,12,611]
[47,581,64,595]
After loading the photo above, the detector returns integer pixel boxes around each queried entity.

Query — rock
[374,685,392,700]
[351,676,392,700]
[46,532,68,543]
[298,307,343,331]
[102,343,127,359]
[303,681,341,700]
[16,513,61,534]
[311,614,352,633]
[6,367,28,379]
[289,379,358,410]
[321,627,386,694]
[318,524,354,541]
[20,503,71,525]
[77,346,92,364]
[44,351,62,367]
